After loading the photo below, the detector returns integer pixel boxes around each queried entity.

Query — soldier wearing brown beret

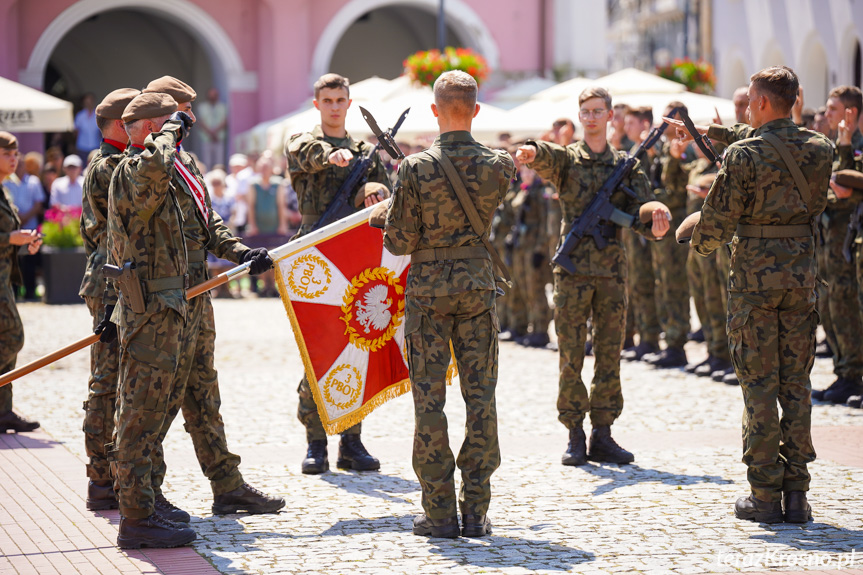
[0,131,42,434]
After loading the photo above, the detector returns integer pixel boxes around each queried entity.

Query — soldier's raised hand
[515,145,536,164]
[328,149,353,167]
[169,111,194,141]
[838,108,855,147]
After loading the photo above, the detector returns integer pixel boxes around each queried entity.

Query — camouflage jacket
[657,141,690,212]
[509,178,550,250]
[285,125,390,235]
[527,139,655,278]
[79,140,125,300]
[106,121,188,326]
[175,149,247,286]
[692,118,833,292]
[0,184,22,287]
[490,177,518,247]
[384,131,514,297]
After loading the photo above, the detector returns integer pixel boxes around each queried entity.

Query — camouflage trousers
[554,272,626,428]
[83,296,119,482]
[497,247,528,335]
[112,307,188,519]
[405,289,500,520]
[822,212,863,378]
[0,279,23,413]
[623,229,659,346]
[651,208,690,348]
[816,234,834,352]
[297,376,360,441]
[513,242,551,336]
[728,288,817,502]
[150,295,244,497]
[689,251,730,360]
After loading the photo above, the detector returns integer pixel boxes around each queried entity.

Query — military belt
[735,224,813,238]
[410,246,491,264]
[301,214,320,225]
[144,275,189,292]
[187,249,207,263]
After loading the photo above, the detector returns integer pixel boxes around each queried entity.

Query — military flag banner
[274,207,412,434]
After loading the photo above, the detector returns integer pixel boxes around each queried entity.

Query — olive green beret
[96,88,142,120]
[122,93,178,123]
[0,131,18,150]
[143,76,196,103]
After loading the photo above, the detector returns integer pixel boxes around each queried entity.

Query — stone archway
[311,0,500,85]
[797,35,829,107]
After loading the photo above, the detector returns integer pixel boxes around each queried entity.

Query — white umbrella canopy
[593,68,687,96]
[531,77,596,102]
[0,76,73,132]
[486,76,559,110]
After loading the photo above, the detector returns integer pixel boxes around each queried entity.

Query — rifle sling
[761,132,814,205]
[423,147,512,283]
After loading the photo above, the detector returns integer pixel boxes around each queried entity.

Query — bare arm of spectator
[245,184,258,236]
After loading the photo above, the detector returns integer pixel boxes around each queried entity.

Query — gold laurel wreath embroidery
[287,254,332,299]
[323,364,364,410]
[340,267,405,353]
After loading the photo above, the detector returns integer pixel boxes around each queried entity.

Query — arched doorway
[329,6,463,81]
[799,39,829,107]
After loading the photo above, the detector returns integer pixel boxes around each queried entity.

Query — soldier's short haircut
[666,100,688,116]
[828,85,863,114]
[613,103,630,113]
[552,118,575,131]
[433,71,477,117]
[749,66,799,115]
[314,73,350,98]
[626,106,653,125]
[579,87,612,109]
[96,115,116,133]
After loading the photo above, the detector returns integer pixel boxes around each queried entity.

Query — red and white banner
[273,208,412,434]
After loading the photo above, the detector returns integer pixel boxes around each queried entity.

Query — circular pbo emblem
[341,267,405,352]
[323,364,364,409]
[288,254,332,298]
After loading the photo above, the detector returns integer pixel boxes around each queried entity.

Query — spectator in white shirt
[50,155,84,209]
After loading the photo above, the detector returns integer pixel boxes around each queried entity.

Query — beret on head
[96,88,142,120]
[143,76,196,103]
[122,93,178,123]
[0,131,18,150]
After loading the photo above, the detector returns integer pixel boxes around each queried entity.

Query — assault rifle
[311,107,409,232]
[551,108,679,275]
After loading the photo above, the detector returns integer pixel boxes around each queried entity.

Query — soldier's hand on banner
[95,304,117,344]
[328,149,353,167]
[169,111,194,141]
[243,248,273,275]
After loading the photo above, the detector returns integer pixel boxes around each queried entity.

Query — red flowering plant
[40,205,83,248]
[404,47,489,87]
[656,58,716,94]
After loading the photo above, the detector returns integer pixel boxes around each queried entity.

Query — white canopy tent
[0,76,73,132]
[486,76,559,110]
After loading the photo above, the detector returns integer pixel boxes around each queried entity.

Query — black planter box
[41,246,86,305]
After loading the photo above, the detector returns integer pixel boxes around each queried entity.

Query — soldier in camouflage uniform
[79,88,140,512]
[509,165,552,347]
[385,71,513,539]
[105,93,197,548]
[139,77,283,521]
[689,66,832,524]
[517,88,670,468]
[0,132,42,434]
[285,73,391,475]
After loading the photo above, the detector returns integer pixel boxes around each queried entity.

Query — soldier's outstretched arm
[520,140,570,192]
[285,132,338,174]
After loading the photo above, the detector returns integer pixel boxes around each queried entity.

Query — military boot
[117,514,197,549]
[561,427,587,466]
[412,514,459,538]
[847,395,863,408]
[649,346,687,369]
[212,483,285,515]
[0,411,39,433]
[722,371,739,386]
[301,440,329,474]
[812,377,845,401]
[687,328,704,342]
[712,366,734,382]
[783,491,813,523]
[86,480,118,511]
[685,356,710,374]
[337,434,380,471]
[461,514,493,537]
[734,494,783,523]
[621,341,658,362]
[696,356,732,377]
[824,376,863,404]
[815,340,833,358]
[154,493,191,524]
[587,426,634,464]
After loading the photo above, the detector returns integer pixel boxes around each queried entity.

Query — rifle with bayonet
[677,109,722,164]
[551,108,679,275]
[311,107,409,232]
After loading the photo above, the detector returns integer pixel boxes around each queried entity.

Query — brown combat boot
[86,480,118,511]
[783,491,813,523]
[461,514,492,537]
[0,411,39,433]
[734,494,783,523]
[587,426,634,464]
[154,493,191,524]
[412,514,459,538]
[212,483,285,515]
[117,514,196,549]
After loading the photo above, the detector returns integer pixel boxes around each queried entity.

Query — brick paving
[1,298,861,574]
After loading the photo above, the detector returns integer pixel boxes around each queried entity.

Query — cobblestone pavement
[8,298,863,574]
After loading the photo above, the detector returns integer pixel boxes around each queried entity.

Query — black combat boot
[301,439,329,474]
[783,491,813,523]
[461,514,493,537]
[824,376,863,404]
[561,427,587,466]
[523,332,550,348]
[0,411,39,433]
[847,395,863,408]
[687,328,704,342]
[649,346,687,369]
[812,377,845,401]
[212,483,285,515]
[412,514,459,538]
[117,513,197,549]
[154,493,191,524]
[712,366,734,382]
[621,341,658,362]
[685,356,710,374]
[815,340,833,358]
[722,370,739,385]
[587,426,634,464]
[337,434,380,471]
[696,356,732,377]
[86,480,118,511]
[734,494,783,523]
